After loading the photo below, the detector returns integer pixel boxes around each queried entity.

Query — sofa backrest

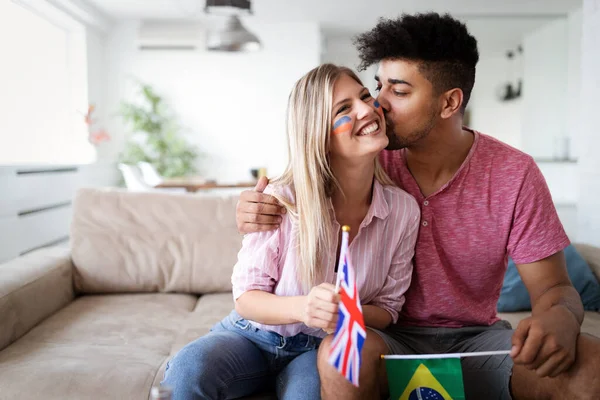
[574,243,600,282]
[70,188,242,294]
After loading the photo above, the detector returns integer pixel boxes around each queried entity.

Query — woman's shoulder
[265,182,296,204]
[263,182,296,233]
[380,184,420,218]
[241,183,296,246]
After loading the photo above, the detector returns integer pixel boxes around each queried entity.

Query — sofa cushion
[149,292,235,389]
[574,243,600,282]
[0,293,198,400]
[18,293,198,351]
[151,293,276,400]
[71,188,242,294]
[498,244,600,312]
[0,341,167,400]
[172,292,234,357]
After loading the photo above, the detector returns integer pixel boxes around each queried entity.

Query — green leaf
[118,80,200,178]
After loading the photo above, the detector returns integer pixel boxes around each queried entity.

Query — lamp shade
[206,15,261,52]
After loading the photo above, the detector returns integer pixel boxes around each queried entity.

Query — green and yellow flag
[385,356,465,400]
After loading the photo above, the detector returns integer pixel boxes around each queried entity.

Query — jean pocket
[234,318,251,330]
[228,312,251,330]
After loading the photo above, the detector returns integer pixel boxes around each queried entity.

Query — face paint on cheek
[374,100,384,119]
[332,115,352,135]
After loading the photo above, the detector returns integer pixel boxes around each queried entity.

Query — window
[0,0,95,165]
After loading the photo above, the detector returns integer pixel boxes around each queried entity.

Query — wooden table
[156,178,256,193]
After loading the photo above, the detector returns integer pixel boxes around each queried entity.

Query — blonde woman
[162,64,420,400]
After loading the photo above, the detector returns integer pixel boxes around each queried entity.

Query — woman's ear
[440,88,464,119]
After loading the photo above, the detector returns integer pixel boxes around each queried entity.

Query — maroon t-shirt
[379,130,570,327]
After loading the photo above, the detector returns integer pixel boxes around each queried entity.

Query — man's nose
[375,93,390,112]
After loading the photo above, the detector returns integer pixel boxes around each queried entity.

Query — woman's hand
[297,283,340,332]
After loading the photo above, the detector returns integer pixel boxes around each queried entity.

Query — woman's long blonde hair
[271,63,394,291]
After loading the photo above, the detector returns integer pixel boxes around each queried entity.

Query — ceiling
[83,0,582,52]
[84,0,581,22]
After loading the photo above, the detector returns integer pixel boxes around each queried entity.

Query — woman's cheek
[332,116,353,135]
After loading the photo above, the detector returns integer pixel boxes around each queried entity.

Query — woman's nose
[357,99,375,119]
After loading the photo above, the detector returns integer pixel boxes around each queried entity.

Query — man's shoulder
[470,132,550,202]
[473,132,538,179]
[475,131,534,165]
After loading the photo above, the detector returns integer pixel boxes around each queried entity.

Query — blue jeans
[161,310,322,400]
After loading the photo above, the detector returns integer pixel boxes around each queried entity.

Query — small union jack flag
[328,226,366,387]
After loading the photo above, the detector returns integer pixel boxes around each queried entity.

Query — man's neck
[405,120,474,196]
[406,121,473,179]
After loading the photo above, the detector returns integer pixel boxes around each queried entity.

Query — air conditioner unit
[137,20,205,51]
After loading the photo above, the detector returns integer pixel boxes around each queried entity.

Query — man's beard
[385,112,437,151]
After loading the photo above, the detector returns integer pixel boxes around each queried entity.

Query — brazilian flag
[385,357,465,400]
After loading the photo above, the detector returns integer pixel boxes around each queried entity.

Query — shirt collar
[363,179,390,225]
[326,179,390,227]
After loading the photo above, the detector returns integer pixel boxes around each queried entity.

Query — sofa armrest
[573,243,600,282]
[0,247,74,352]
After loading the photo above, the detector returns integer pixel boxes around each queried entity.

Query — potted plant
[119,82,199,178]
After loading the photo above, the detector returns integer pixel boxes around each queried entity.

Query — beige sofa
[0,188,599,400]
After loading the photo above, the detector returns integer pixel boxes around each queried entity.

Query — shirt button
[423,200,429,206]
[422,221,428,227]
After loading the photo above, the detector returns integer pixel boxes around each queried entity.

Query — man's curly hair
[354,13,479,111]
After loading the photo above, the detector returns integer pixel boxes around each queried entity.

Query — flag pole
[381,350,511,360]
[335,225,351,292]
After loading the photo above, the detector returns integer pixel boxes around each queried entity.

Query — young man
[236,13,600,400]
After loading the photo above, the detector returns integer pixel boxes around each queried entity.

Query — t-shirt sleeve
[507,158,570,264]
[231,227,281,300]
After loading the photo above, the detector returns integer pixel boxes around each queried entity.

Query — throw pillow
[498,244,600,312]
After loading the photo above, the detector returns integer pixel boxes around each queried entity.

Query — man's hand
[511,305,580,378]
[236,176,286,234]
[297,283,339,332]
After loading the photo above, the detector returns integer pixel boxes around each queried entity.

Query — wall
[321,36,377,92]
[528,11,582,240]
[85,27,120,185]
[0,0,95,165]
[567,9,583,160]
[577,0,600,246]
[468,50,522,149]
[104,20,321,183]
[468,13,583,240]
[521,18,569,159]
[0,2,119,264]
[86,28,107,157]
[470,12,582,159]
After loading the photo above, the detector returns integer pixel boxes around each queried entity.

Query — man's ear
[440,88,464,119]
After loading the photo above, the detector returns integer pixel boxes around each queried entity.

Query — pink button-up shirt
[231,180,420,338]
